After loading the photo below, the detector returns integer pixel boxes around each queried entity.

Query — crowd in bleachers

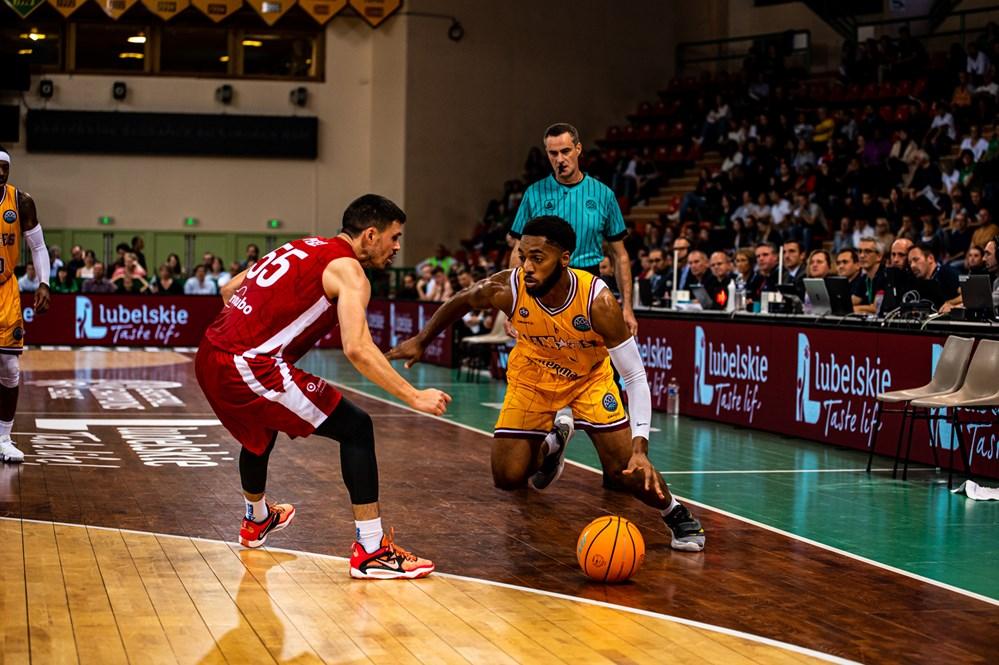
[429,26,999,313]
[20,235,261,297]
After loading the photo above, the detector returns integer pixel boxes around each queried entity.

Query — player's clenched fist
[409,388,452,416]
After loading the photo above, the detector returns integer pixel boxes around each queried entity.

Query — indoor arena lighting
[98,216,113,226]
[20,31,45,41]
[18,49,31,55]
[184,217,198,227]
[267,219,281,229]
[219,55,230,63]
[242,40,263,47]
[127,34,147,44]
[119,53,144,59]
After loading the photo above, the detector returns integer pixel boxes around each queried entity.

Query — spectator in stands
[967,42,990,82]
[131,235,147,271]
[747,243,780,306]
[926,104,956,156]
[833,216,854,253]
[65,245,84,279]
[82,262,114,294]
[647,248,672,303]
[781,241,807,293]
[18,263,39,293]
[112,242,130,271]
[952,72,974,124]
[807,249,832,278]
[965,245,988,275]
[945,212,973,268]
[597,256,619,297]
[241,244,260,270]
[50,266,77,294]
[790,191,825,251]
[76,250,97,280]
[416,264,434,300]
[870,216,893,248]
[679,250,709,291]
[113,271,150,295]
[732,248,754,286]
[112,252,147,281]
[396,273,420,300]
[201,252,215,273]
[836,248,863,290]
[166,253,184,278]
[888,129,920,186]
[48,245,63,274]
[209,257,231,288]
[984,240,999,302]
[154,264,184,295]
[960,125,990,161]
[852,237,887,313]
[908,244,961,305]
[424,266,453,302]
[974,68,998,100]
[812,107,834,146]
[420,244,455,275]
[972,208,999,247]
[183,265,217,296]
[889,237,915,269]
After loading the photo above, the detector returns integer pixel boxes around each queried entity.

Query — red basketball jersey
[205,236,356,363]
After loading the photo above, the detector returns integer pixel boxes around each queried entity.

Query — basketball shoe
[239,503,296,548]
[662,503,705,552]
[531,413,574,491]
[349,528,435,579]
[0,436,24,463]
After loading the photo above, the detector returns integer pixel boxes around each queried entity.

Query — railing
[855,4,999,51]
[675,29,812,76]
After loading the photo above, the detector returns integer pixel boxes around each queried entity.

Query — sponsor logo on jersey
[585,199,597,210]
[518,307,529,318]
[544,200,555,210]
[228,286,253,315]
[602,392,618,412]
[1,233,16,246]
[572,315,591,332]
[2,210,15,224]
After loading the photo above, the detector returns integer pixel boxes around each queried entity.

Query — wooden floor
[0,518,828,665]
[3,348,999,664]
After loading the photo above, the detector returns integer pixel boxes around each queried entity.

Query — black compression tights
[238,397,379,505]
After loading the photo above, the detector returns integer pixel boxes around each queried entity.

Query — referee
[508,123,638,335]
[507,123,637,491]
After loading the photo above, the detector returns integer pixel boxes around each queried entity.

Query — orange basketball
[576,515,645,583]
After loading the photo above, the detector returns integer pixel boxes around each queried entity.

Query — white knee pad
[0,354,20,388]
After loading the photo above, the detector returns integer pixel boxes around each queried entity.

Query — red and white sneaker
[349,528,435,579]
[239,503,296,548]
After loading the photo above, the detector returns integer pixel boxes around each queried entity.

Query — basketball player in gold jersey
[389,216,705,551]
[0,149,51,463]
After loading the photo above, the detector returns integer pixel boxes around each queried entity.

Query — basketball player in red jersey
[196,194,450,579]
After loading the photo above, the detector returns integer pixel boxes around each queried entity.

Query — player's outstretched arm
[591,290,663,498]
[326,258,450,416]
[386,270,515,368]
[19,192,50,314]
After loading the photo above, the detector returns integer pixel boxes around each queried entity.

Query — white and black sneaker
[0,436,24,463]
[662,503,705,552]
[531,415,574,491]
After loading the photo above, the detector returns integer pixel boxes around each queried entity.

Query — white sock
[661,497,680,516]
[0,419,11,439]
[355,517,384,554]
[542,431,561,456]
[245,496,268,523]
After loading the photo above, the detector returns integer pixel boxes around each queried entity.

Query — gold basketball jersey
[0,185,21,284]
[508,267,610,382]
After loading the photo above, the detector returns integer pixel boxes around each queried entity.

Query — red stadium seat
[846,84,862,100]
[606,125,621,140]
[654,122,670,140]
[637,101,652,117]
[879,105,894,123]
[895,80,912,97]
[638,123,654,140]
[878,82,896,99]
[622,125,637,141]
[669,121,685,140]
[912,78,927,96]
[654,145,670,162]
[895,105,910,123]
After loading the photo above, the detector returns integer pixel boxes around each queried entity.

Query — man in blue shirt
[509,123,637,334]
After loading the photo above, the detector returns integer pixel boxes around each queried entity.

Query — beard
[525,262,564,298]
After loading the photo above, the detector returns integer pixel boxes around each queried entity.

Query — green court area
[302,350,999,602]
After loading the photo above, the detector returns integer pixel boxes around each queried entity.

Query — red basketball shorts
[196,341,343,455]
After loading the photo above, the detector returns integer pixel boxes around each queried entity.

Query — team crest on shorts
[2,210,15,224]
[572,315,591,331]
[12,326,23,341]
[585,199,597,210]
[602,393,618,412]
[518,307,529,318]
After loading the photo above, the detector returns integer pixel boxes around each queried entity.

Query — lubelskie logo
[794,332,890,436]
[692,326,765,422]
[76,296,108,339]
[75,296,188,345]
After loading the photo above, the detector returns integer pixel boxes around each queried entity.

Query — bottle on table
[666,377,680,416]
